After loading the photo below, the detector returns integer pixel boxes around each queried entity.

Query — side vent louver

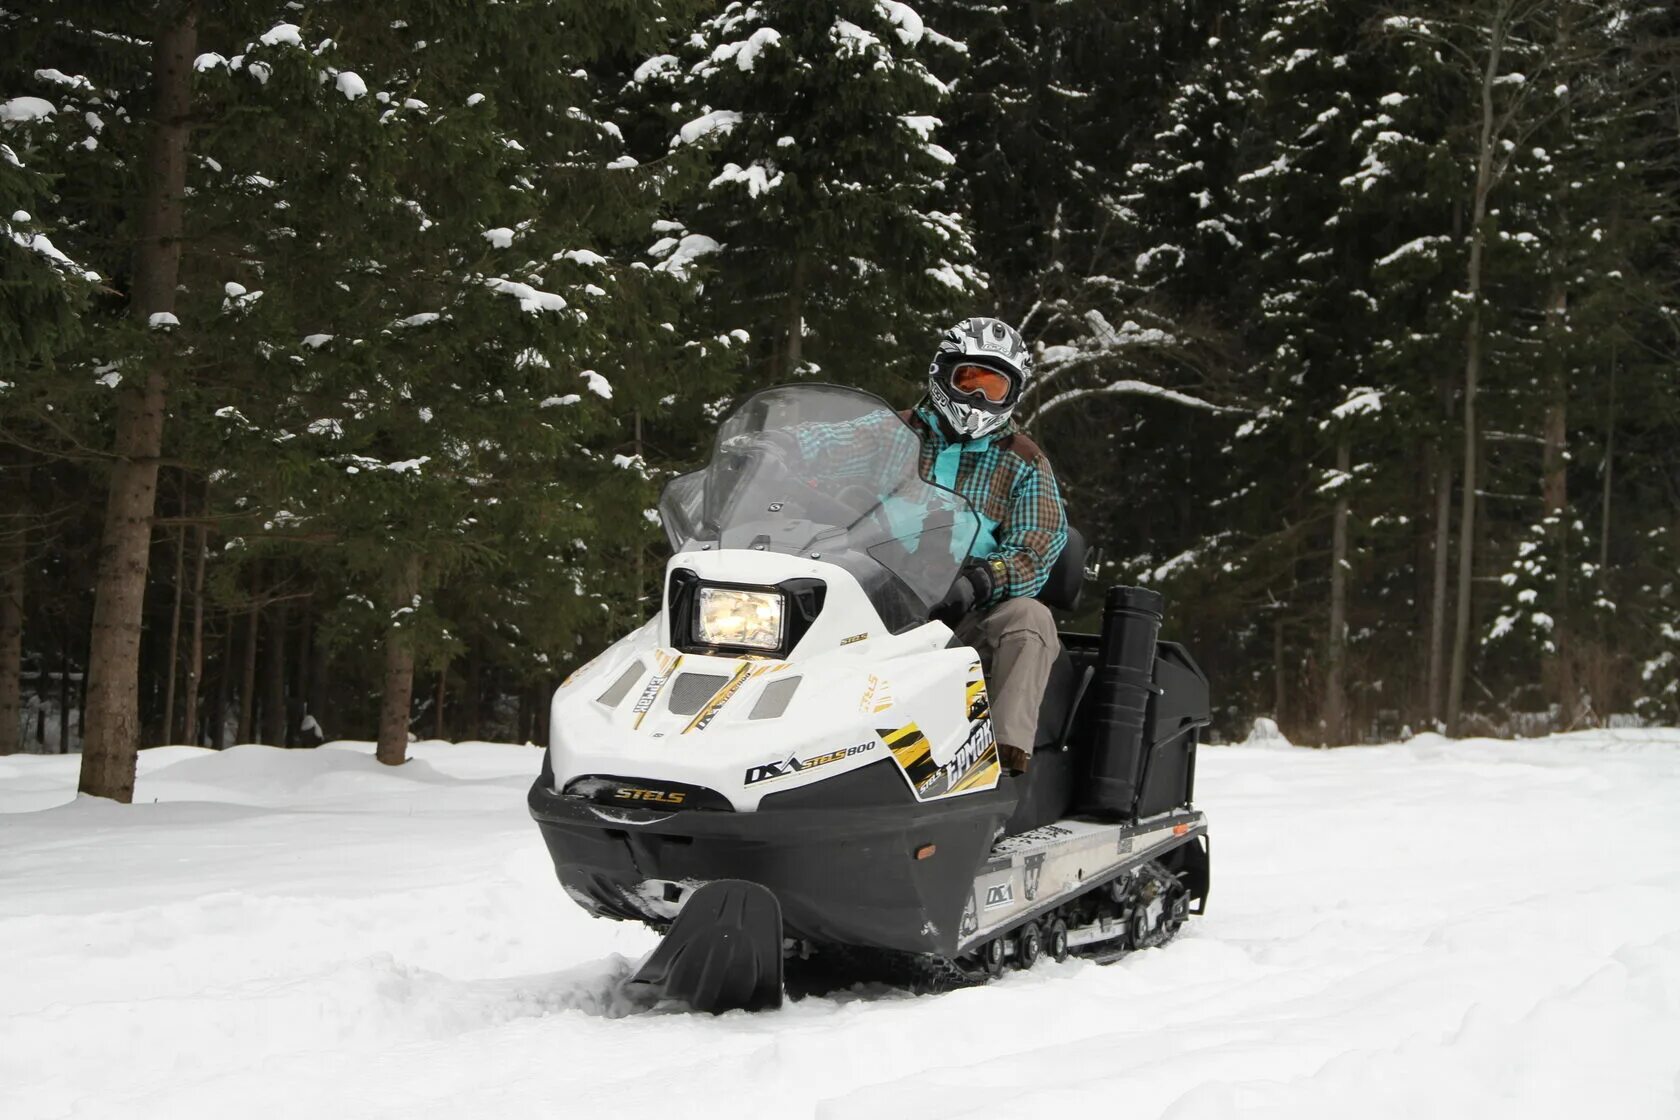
[596,661,645,708]
[749,677,801,720]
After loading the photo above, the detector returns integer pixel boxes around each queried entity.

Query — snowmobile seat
[1034,525,1088,612]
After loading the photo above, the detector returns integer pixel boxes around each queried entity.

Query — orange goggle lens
[951,364,1013,404]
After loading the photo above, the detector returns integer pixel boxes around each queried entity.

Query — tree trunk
[237,592,259,744]
[291,599,311,747]
[261,597,287,746]
[308,631,329,745]
[1272,613,1286,730]
[1600,356,1615,578]
[181,520,208,745]
[1446,18,1505,738]
[78,2,198,801]
[533,681,550,746]
[161,522,185,743]
[1427,443,1453,728]
[212,615,232,748]
[59,645,72,755]
[1324,436,1351,745]
[0,514,22,756]
[783,255,806,379]
[376,557,422,766]
[1542,299,1571,723]
[465,637,482,741]
[433,665,447,742]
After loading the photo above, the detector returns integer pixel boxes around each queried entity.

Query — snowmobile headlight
[696,587,785,651]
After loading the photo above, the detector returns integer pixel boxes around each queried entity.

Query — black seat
[1034,525,1087,612]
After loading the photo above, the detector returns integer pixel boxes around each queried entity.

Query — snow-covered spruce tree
[1208,0,1398,742]
[967,0,1247,434]
[1380,0,1654,733]
[941,5,1258,721]
[1479,1,1680,725]
[0,94,99,756]
[639,0,979,399]
[183,3,729,764]
[0,0,213,795]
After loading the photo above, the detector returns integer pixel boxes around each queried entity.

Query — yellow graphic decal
[631,652,683,729]
[682,662,754,734]
[879,714,1000,801]
[613,786,686,805]
[858,674,895,715]
[965,661,990,721]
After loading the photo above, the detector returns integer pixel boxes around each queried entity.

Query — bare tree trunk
[212,616,232,748]
[1272,613,1286,730]
[1446,16,1506,738]
[237,592,258,744]
[161,522,185,743]
[0,507,22,755]
[1599,356,1615,577]
[181,519,207,745]
[376,558,421,766]
[308,632,329,745]
[59,645,72,754]
[1542,306,1571,723]
[533,681,550,746]
[433,665,447,742]
[291,599,311,747]
[79,2,198,800]
[465,637,482,741]
[783,255,806,378]
[1324,436,1351,745]
[261,598,287,746]
[1427,445,1453,728]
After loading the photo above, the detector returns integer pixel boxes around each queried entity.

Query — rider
[913,317,1068,775]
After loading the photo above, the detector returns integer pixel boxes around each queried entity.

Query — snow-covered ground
[3,731,1678,1119]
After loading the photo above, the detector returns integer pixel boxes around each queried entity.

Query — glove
[930,560,997,625]
[724,428,802,466]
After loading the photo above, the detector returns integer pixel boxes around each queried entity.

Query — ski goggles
[950,363,1014,404]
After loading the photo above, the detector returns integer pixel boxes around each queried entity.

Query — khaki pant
[953,597,1059,754]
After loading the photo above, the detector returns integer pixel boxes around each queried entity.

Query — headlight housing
[695,587,785,651]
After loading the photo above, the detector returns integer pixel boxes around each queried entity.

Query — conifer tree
[643,0,978,398]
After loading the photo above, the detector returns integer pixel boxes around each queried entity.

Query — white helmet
[926,316,1032,439]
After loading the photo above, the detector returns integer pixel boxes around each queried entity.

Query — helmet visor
[951,363,1014,404]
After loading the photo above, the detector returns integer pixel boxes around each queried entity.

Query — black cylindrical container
[1081,586,1163,818]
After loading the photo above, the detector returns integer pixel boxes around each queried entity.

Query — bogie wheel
[983,937,1007,978]
[1045,918,1069,963]
[1014,922,1043,970]
[1130,910,1152,948]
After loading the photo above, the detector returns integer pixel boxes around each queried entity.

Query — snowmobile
[528,384,1211,1012]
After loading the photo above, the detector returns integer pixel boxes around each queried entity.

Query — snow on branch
[1030,379,1236,421]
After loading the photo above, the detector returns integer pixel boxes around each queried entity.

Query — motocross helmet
[926,316,1032,440]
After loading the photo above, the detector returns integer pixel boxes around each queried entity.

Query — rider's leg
[962,597,1057,772]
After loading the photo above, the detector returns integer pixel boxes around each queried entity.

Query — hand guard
[930,560,997,625]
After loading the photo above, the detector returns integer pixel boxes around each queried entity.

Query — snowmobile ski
[628,879,784,1013]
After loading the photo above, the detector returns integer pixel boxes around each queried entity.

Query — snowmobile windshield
[659,384,979,623]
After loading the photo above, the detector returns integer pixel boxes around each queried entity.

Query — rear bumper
[527,759,1014,956]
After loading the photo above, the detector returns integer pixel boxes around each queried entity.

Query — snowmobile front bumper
[527,759,1015,958]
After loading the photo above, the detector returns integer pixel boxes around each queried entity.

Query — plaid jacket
[795,405,1068,605]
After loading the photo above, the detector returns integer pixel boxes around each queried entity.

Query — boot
[999,744,1031,775]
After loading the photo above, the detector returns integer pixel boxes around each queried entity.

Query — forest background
[3,0,1677,800]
